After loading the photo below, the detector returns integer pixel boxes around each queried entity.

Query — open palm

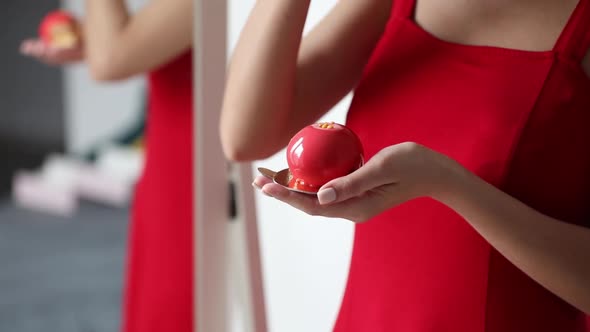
[20,38,83,66]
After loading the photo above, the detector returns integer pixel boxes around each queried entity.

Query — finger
[262,182,405,222]
[320,183,408,222]
[20,40,34,54]
[260,182,358,220]
[317,157,393,205]
[31,41,47,57]
[21,40,43,56]
[253,175,272,189]
[44,47,65,61]
[41,46,71,65]
[261,183,324,215]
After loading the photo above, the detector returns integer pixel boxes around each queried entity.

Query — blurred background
[1,0,146,331]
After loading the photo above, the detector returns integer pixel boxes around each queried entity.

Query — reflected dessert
[39,10,81,48]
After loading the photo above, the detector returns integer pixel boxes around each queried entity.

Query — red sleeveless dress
[337,0,590,331]
[122,51,194,332]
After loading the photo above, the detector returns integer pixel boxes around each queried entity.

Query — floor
[0,199,128,332]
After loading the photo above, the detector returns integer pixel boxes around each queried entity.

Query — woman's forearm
[221,0,311,160]
[84,0,130,78]
[83,0,192,81]
[437,166,590,313]
[221,0,392,161]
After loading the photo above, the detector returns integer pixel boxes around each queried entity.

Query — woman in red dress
[21,1,194,331]
[222,0,590,330]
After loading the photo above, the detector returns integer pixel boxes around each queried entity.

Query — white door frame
[194,0,229,331]
[194,1,267,330]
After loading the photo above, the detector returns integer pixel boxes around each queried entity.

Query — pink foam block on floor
[12,171,78,217]
[96,146,144,184]
[76,165,133,208]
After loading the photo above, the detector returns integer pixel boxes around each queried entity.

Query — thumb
[317,159,391,205]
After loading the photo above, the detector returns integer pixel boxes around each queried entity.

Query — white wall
[228,2,354,332]
[62,0,147,154]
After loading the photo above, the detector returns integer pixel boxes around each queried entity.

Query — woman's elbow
[221,133,263,162]
[222,144,253,162]
[88,54,130,82]
[220,125,277,162]
[89,64,127,82]
[88,57,111,81]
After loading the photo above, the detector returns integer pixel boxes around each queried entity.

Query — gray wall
[1,0,65,149]
[0,0,65,193]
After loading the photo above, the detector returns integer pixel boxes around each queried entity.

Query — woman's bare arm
[220,0,392,161]
[84,0,192,81]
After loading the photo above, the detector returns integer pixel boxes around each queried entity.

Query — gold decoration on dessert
[317,122,336,129]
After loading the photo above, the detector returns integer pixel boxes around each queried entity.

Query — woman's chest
[347,24,554,184]
[346,11,590,221]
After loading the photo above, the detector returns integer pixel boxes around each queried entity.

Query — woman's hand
[20,38,84,65]
[254,142,462,222]
[255,142,590,313]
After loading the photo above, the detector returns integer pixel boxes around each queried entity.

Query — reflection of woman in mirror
[21,1,194,332]
[222,0,590,330]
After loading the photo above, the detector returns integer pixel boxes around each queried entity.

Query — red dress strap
[391,0,416,19]
[553,0,590,61]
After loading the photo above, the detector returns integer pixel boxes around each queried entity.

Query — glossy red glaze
[286,122,364,189]
[39,11,78,47]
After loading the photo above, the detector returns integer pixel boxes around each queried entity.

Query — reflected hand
[20,38,84,65]
[253,142,462,222]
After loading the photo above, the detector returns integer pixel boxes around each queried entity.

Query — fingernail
[252,182,261,189]
[318,188,336,205]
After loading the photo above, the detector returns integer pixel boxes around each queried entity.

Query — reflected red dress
[122,51,194,332]
[336,0,590,331]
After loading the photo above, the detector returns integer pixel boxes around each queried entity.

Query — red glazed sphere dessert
[39,10,81,48]
[286,122,364,191]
